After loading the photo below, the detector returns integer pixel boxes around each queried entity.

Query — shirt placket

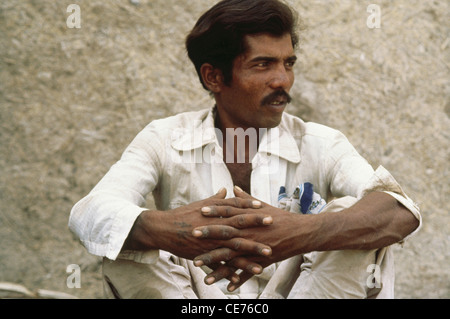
[209,144,235,198]
[251,153,287,206]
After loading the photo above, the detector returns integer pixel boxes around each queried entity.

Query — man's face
[216,32,296,130]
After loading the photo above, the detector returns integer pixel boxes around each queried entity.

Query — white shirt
[69,108,421,261]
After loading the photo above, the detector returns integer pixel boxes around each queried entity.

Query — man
[69,0,421,298]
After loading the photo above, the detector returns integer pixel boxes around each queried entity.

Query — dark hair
[186,0,300,91]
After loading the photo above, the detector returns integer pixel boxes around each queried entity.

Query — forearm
[310,191,420,252]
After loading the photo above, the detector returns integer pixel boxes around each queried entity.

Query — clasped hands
[187,186,295,292]
[130,185,301,292]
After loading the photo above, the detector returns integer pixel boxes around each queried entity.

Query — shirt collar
[170,107,301,163]
[170,108,217,151]
[258,118,301,163]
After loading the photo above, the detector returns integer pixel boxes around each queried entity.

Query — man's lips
[261,90,292,106]
[269,100,287,106]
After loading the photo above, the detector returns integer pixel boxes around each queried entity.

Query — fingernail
[192,229,203,237]
[231,275,240,284]
[252,200,261,208]
[228,285,236,292]
[201,207,211,214]
[261,248,272,256]
[263,216,273,225]
[205,276,215,285]
[217,187,226,194]
[252,266,262,274]
[234,185,243,192]
[193,259,203,267]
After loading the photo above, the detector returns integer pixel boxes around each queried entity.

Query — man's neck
[214,106,260,165]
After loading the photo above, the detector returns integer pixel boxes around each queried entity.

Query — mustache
[261,90,292,106]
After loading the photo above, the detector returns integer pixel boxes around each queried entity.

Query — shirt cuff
[359,165,422,242]
[106,206,149,260]
[383,190,422,243]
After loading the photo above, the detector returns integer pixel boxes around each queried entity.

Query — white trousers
[102,197,395,299]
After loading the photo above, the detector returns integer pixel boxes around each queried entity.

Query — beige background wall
[1,0,448,298]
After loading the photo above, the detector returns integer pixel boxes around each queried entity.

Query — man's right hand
[122,188,273,269]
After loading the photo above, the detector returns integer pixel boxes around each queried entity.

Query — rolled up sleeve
[69,125,163,260]
[359,165,422,242]
[323,129,421,242]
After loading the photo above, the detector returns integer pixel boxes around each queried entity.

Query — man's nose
[268,65,293,90]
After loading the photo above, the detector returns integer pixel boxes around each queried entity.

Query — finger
[204,258,263,286]
[224,238,272,257]
[233,185,255,199]
[192,225,239,239]
[201,209,273,227]
[193,239,271,268]
[209,187,227,199]
[194,249,264,276]
[193,247,238,266]
[227,257,263,275]
[200,263,240,285]
[201,206,260,219]
[202,197,261,216]
[203,264,240,286]
[223,196,261,209]
[230,214,273,228]
[233,186,269,208]
[227,271,255,292]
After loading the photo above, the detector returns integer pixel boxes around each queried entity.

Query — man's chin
[258,114,283,129]
[265,102,287,114]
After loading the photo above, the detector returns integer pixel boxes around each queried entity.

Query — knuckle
[213,248,232,261]
[232,239,242,250]
[221,227,233,239]
[204,206,216,216]
[202,254,213,265]
[225,206,232,217]
[201,227,210,238]
[255,245,265,254]
[237,215,247,227]
[211,206,221,217]
[256,215,265,225]
[212,269,225,280]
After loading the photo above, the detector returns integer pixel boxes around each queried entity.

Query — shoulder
[128,108,210,148]
[280,112,345,141]
[145,108,210,132]
[123,109,211,163]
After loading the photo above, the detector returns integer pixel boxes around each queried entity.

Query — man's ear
[200,63,224,93]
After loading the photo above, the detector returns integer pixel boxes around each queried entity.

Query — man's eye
[257,62,269,67]
[286,61,296,68]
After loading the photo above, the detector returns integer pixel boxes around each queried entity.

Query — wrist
[123,210,163,251]
[281,212,340,255]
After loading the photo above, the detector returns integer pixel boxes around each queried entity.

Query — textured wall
[1,0,448,298]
